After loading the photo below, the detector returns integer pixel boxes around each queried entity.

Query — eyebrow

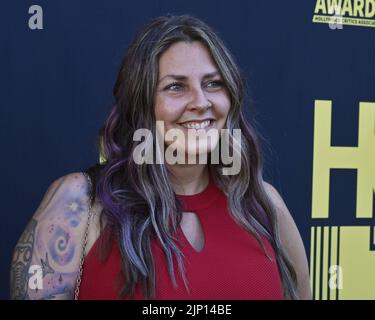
[158,71,220,83]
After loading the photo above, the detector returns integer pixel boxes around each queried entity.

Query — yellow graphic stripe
[315,227,321,300]
[330,227,338,300]
[322,227,329,299]
[310,226,315,299]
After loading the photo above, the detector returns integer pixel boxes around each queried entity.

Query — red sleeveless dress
[78,177,284,299]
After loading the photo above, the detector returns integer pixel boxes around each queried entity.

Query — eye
[165,82,184,92]
[206,80,224,89]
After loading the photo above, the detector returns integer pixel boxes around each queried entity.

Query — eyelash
[164,80,224,91]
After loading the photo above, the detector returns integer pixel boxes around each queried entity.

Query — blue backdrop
[1,0,374,299]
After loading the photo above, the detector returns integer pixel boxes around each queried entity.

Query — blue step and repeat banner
[1,1,374,299]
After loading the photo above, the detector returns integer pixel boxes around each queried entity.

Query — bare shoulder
[262,181,300,248]
[262,181,312,300]
[34,172,92,217]
[262,181,301,241]
[262,181,288,214]
[10,172,96,300]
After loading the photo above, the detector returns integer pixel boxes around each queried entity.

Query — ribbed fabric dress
[78,176,283,299]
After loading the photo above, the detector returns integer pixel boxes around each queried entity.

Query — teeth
[181,120,211,129]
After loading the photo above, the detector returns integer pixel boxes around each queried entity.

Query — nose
[188,86,212,110]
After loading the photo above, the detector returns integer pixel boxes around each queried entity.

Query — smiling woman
[10,14,310,300]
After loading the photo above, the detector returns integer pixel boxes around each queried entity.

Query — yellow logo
[311,100,375,299]
[313,0,375,28]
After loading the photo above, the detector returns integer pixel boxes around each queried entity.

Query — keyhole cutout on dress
[180,212,205,252]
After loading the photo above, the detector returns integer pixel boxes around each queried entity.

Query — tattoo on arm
[10,218,37,300]
[10,174,92,300]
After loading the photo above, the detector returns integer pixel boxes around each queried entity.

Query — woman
[10,14,310,300]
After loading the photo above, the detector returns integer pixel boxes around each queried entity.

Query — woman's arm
[264,182,312,300]
[10,172,92,300]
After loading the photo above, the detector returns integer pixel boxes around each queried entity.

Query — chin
[186,140,218,156]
